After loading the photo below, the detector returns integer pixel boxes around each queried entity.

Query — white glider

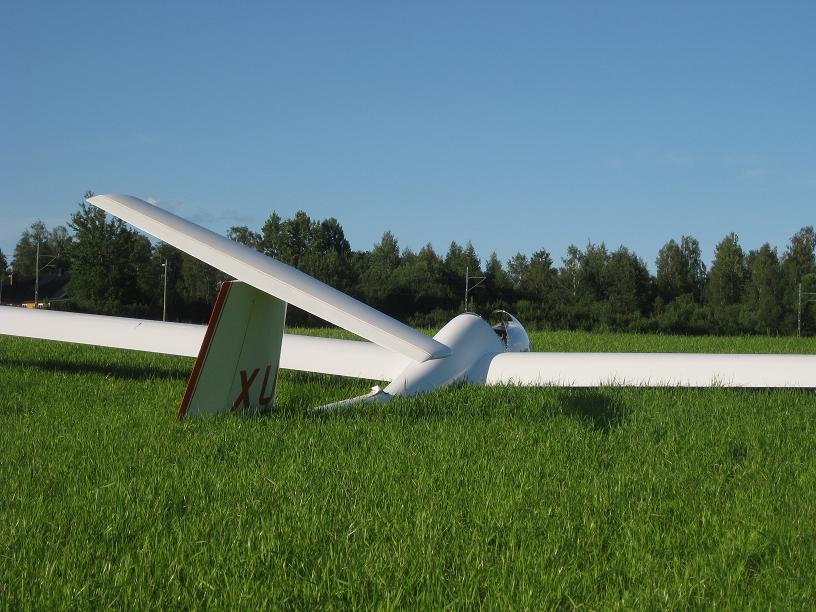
[1,194,815,418]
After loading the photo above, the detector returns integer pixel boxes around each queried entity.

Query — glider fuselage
[319,311,532,409]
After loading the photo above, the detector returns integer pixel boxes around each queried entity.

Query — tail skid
[314,386,392,412]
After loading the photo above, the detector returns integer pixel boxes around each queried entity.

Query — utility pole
[463,265,485,312]
[162,259,168,322]
[797,282,816,338]
[798,283,802,338]
[33,241,59,308]
[464,266,468,311]
[34,241,40,307]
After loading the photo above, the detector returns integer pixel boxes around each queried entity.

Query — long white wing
[485,352,816,388]
[281,334,410,380]
[87,194,450,363]
[0,307,407,381]
[0,306,203,356]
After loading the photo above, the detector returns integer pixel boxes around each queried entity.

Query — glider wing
[280,334,409,381]
[0,307,407,380]
[0,306,203,357]
[484,351,816,388]
[87,194,450,363]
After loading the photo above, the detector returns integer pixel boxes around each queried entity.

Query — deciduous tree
[506,253,529,291]
[484,252,511,307]
[300,217,353,291]
[227,225,262,251]
[707,233,746,333]
[742,243,782,334]
[12,220,50,276]
[395,244,452,323]
[708,233,746,307]
[604,246,652,325]
[359,231,400,309]
[781,226,816,332]
[67,193,154,315]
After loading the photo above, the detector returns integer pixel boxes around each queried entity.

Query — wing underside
[87,194,449,363]
[0,307,408,381]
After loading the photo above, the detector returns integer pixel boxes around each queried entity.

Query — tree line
[3,192,816,335]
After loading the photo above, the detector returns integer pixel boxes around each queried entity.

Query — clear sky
[2,1,815,270]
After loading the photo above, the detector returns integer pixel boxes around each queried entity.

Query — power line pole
[463,265,485,312]
[797,282,816,338]
[464,265,469,311]
[798,283,802,338]
[162,259,168,322]
[34,241,40,307]
[33,241,60,308]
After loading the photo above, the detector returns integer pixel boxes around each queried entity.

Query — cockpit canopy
[490,310,531,353]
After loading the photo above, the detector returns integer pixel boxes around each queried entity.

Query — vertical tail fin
[178,281,286,419]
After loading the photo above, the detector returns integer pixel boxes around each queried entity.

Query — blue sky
[2,1,815,270]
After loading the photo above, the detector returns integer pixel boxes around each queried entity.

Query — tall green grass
[1,333,815,608]
[529,329,816,354]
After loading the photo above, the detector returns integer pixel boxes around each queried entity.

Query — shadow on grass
[0,356,191,382]
[295,385,631,430]
[557,389,627,432]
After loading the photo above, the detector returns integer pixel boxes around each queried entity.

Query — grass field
[2,330,816,608]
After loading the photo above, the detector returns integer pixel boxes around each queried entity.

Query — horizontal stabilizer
[87,194,450,363]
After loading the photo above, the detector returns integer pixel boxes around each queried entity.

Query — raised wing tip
[87,193,139,207]
[87,193,454,364]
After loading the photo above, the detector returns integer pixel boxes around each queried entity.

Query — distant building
[0,274,70,308]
